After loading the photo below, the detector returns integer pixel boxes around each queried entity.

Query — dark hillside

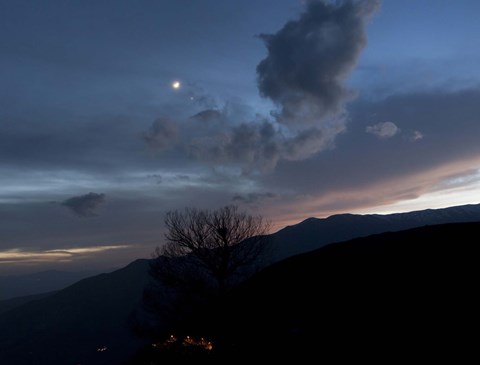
[0,259,150,365]
[222,222,478,359]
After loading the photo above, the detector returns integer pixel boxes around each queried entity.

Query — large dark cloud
[62,192,106,218]
[257,0,379,125]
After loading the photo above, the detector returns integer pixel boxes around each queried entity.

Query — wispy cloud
[410,130,424,141]
[0,245,130,264]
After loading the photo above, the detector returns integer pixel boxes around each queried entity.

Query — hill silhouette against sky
[2,203,479,303]
[161,222,478,362]
[269,203,480,260]
[0,269,100,301]
[0,259,150,365]
[1,217,477,364]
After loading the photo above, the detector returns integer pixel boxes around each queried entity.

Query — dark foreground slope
[223,222,478,360]
[0,259,150,365]
[128,222,478,363]
[2,210,479,364]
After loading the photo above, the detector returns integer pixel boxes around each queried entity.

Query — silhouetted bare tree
[153,205,270,294]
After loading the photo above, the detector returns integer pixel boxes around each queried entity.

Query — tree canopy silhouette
[153,205,270,294]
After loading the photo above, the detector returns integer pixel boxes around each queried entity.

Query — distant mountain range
[2,203,479,302]
[269,203,480,260]
[0,203,479,364]
[0,269,100,301]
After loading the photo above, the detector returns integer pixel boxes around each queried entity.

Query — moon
[172,81,181,89]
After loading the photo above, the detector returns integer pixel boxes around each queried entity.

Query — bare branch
[154,205,270,293]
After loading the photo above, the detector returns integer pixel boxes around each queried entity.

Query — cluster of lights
[96,346,107,352]
[152,334,213,351]
[182,335,213,351]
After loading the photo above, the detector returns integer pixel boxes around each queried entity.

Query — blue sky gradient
[1,0,479,273]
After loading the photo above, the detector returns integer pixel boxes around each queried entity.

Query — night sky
[1,0,480,273]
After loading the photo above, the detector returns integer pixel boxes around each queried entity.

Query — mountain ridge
[2,203,480,304]
[0,269,101,301]
[269,203,480,260]
[1,203,480,364]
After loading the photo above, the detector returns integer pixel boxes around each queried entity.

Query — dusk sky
[1,0,480,274]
